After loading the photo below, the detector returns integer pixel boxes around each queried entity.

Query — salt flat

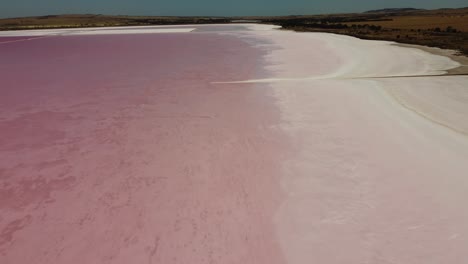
[238,24,468,264]
[1,24,467,264]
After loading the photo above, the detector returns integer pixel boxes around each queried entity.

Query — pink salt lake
[2,25,468,264]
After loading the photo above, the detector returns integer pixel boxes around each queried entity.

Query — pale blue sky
[1,0,467,18]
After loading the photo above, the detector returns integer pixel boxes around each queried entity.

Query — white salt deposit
[0,26,195,37]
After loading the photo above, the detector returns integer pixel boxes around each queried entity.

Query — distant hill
[364,8,423,14]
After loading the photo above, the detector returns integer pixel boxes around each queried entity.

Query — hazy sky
[1,0,467,18]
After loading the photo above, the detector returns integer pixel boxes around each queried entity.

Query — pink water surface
[0,32,287,263]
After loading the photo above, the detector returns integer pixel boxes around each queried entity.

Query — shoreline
[277,25,468,76]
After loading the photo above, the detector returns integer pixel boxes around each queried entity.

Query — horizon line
[2,6,468,20]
